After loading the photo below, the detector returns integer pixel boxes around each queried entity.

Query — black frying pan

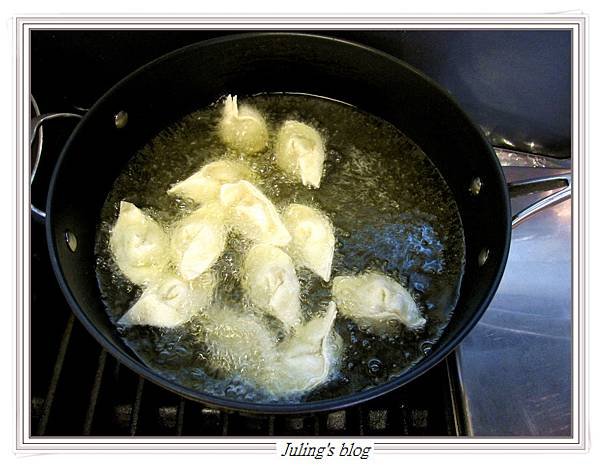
[31,33,568,414]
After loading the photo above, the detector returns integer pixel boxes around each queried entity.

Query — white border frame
[14,14,588,453]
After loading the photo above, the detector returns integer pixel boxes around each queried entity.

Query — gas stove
[29,29,571,437]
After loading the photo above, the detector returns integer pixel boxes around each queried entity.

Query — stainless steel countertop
[457,152,572,436]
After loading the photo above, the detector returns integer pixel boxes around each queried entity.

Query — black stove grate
[31,223,467,437]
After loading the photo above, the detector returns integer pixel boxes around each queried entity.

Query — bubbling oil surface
[95,93,466,403]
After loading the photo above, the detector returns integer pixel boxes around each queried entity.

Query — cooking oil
[95,93,466,403]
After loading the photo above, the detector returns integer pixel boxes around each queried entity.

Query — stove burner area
[29,115,468,438]
[30,223,467,435]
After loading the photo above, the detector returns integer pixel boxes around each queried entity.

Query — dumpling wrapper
[109,201,170,285]
[200,306,279,383]
[119,272,216,328]
[167,159,255,204]
[219,95,268,154]
[169,203,228,281]
[199,302,341,397]
[283,204,335,281]
[332,272,426,332]
[270,302,342,395]
[242,244,302,331]
[275,120,325,188]
[219,180,291,246]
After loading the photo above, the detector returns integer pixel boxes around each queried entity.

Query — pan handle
[30,108,82,223]
[508,173,571,228]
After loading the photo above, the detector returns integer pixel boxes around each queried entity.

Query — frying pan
[30,33,571,414]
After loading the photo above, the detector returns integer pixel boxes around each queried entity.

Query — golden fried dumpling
[167,160,255,204]
[219,180,291,246]
[332,271,425,332]
[119,272,215,328]
[169,203,227,281]
[242,244,302,331]
[275,120,325,188]
[198,302,341,397]
[201,306,278,383]
[219,95,268,154]
[109,201,169,285]
[282,204,335,281]
[271,302,342,395]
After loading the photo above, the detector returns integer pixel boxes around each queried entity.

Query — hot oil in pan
[95,93,466,403]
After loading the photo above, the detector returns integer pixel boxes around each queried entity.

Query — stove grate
[31,296,467,437]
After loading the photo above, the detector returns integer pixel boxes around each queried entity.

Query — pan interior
[94,93,466,404]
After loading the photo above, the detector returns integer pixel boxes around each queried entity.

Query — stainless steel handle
[508,173,571,228]
[30,103,82,223]
[30,112,82,146]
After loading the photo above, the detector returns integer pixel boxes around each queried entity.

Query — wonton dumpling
[169,203,228,281]
[109,201,169,285]
[201,306,278,383]
[167,160,255,204]
[119,272,215,328]
[283,204,335,281]
[332,272,425,332]
[242,244,302,331]
[219,95,268,154]
[199,302,341,396]
[270,302,342,395]
[219,180,291,246]
[275,120,325,188]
